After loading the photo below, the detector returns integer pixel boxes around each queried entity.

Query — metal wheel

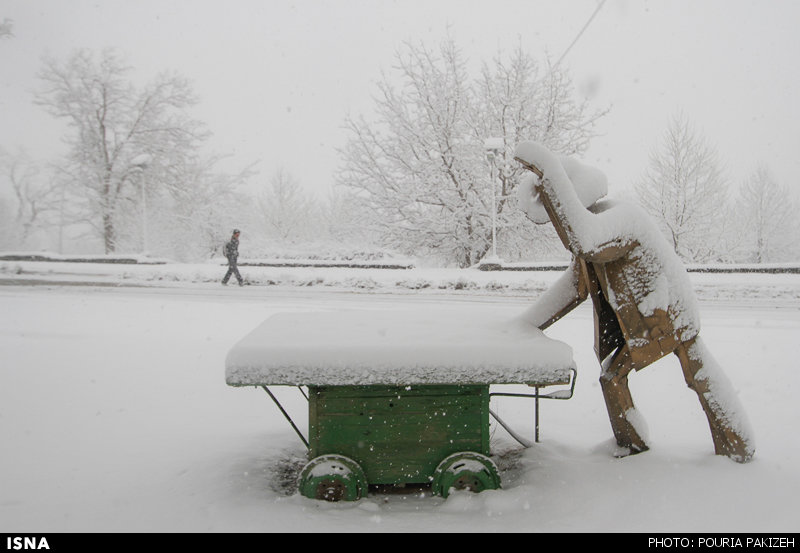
[431,452,501,498]
[297,454,368,501]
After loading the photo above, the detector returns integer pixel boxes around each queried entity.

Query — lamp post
[484,137,503,262]
[129,154,152,254]
[58,179,66,254]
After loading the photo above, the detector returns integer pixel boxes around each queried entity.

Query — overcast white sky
[1,0,799,200]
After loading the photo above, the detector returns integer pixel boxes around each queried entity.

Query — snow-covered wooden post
[513,141,755,463]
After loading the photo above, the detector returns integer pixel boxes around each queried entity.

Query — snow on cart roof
[225,309,575,387]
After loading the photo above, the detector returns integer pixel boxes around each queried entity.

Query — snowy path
[1,284,798,532]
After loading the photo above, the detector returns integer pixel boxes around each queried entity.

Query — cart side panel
[309,385,489,485]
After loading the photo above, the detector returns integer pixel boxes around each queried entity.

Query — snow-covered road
[1,284,798,532]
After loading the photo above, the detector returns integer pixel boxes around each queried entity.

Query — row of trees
[0,46,379,261]
[635,112,799,264]
[1,43,797,265]
[1,49,250,260]
[336,40,799,265]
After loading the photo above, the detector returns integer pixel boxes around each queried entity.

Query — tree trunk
[103,211,116,253]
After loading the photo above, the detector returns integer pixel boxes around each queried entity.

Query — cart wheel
[431,452,501,498]
[297,454,368,502]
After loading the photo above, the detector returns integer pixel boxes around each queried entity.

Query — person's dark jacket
[224,237,239,264]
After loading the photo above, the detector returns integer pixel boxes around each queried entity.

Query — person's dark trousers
[222,262,243,285]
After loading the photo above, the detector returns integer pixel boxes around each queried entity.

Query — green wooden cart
[226,308,576,501]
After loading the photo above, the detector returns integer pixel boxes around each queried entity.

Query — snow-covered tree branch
[732,164,799,263]
[255,168,321,243]
[634,112,729,262]
[0,149,61,248]
[337,39,603,267]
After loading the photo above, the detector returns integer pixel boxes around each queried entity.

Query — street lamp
[483,137,504,263]
[129,154,152,254]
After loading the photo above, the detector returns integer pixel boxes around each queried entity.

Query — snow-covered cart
[225,309,577,501]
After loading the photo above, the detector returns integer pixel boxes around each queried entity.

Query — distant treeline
[2,253,799,274]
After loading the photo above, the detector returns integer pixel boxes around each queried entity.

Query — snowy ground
[1,264,799,533]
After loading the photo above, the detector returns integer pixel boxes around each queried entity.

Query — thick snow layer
[1,281,799,532]
[689,337,756,458]
[517,154,608,225]
[226,309,574,386]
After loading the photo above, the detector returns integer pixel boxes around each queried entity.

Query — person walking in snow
[513,140,754,463]
[222,229,244,286]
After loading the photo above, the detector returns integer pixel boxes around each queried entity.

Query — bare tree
[322,187,377,246]
[733,164,799,263]
[0,149,60,247]
[338,39,603,267]
[34,49,208,253]
[0,198,13,249]
[634,112,729,262]
[0,18,13,39]
[471,47,602,263]
[141,154,252,260]
[255,168,320,243]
